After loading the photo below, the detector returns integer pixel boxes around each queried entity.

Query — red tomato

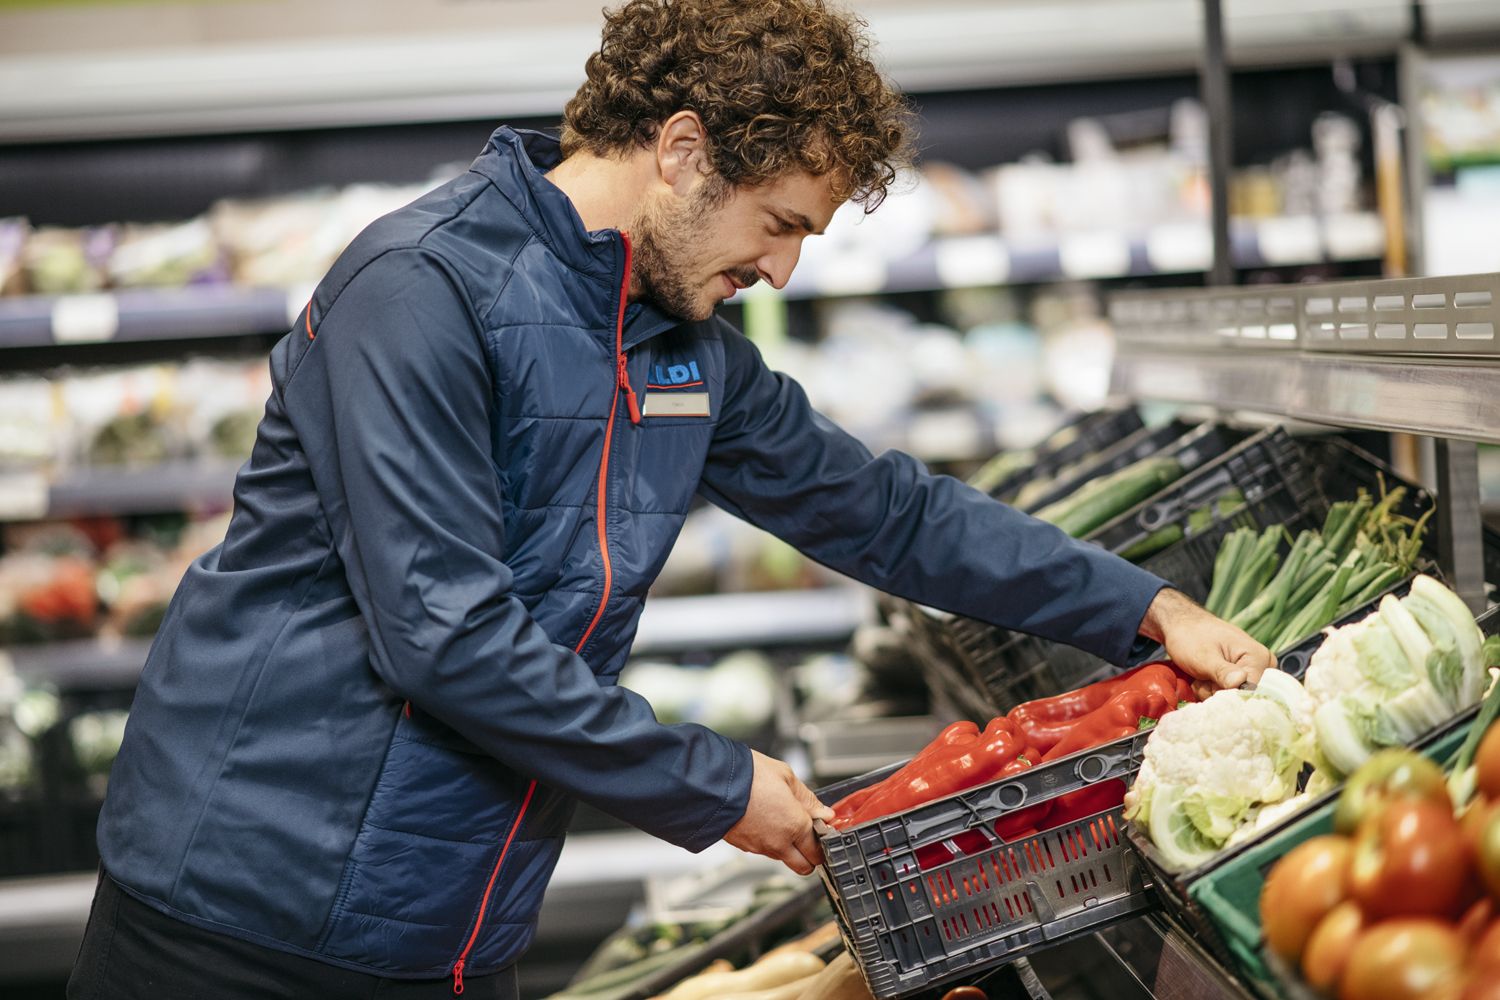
[1464,970,1500,1000]
[1480,808,1500,903]
[1261,835,1353,964]
[1302,901,1363,995]
[1478,727,1500,803]
[1338,920,1466,1000]
[1473,922,1500,976]
[1465,799,1497,866]
[1460,899,1497,948]
[1335,749,1450,835]
[1351,800,1471,920]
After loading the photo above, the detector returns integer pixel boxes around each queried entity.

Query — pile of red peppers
[828,662,1197,832]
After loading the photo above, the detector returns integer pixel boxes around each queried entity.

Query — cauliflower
[1126,669,1316,871]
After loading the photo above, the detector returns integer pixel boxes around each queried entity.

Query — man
[71,0,1273,997]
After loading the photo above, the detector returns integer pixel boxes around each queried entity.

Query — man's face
[628,170,841,322]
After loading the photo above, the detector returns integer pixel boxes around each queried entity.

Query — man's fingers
[794,820,824,871]
[792,777,835,823]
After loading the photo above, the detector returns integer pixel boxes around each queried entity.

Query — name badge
[642,392,711,418]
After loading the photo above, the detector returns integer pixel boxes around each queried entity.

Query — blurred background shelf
[0,285,297,350]
[0,460,242,522]
[4,587,874,691]
[775,213,1386,300]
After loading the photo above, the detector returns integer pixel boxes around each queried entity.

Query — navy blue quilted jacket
[97,127,1168,984]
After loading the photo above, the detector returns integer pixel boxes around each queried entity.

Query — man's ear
[654,110,711,195]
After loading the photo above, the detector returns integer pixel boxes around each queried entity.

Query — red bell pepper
[994,799,1054,843]
[1045,779,1128,827]
[831,720,981,821]
[843,717,1024,827]
[1039,688,1171,763]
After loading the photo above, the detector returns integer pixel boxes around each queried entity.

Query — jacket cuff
[1099,566,1171,666]
[676,738,755,854]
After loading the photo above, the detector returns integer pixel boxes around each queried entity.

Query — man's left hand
[1139,587,1275,699]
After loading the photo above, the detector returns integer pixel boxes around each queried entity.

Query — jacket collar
[470,126,680,349]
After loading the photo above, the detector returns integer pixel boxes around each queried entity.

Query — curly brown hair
[560,0,914,210]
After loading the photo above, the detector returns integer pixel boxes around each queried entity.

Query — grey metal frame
[1108,270,1500,611]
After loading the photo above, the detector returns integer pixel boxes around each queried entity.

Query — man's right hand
[724,750,834,876]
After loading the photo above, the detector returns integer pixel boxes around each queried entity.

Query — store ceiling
[1,0,1498,143]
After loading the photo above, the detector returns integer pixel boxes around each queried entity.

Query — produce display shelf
[772,214,1386,301]
[1129,602,1500,997]
[0,284,299,350]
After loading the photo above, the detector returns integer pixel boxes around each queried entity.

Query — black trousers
[68,872,519,1000]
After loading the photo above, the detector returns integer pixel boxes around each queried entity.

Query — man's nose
[757,243,802,290]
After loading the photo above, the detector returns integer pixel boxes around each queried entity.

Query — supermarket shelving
[0,284,297,350]
[1108,271,1500,444]
[777,213,1387,301]
[0,459,244,522]
[5,586,874,691]
[0,213,1387,352]
[1108,270,1500,623]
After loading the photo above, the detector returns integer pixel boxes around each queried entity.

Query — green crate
[1185,721,1473,998]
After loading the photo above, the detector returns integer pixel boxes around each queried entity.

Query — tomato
[1479,725,1500,802]
[1465,970,1500,1000]
[1261,835,1353,964]
[1350,800,1470,920]
[1335,749,1451,835]
[1302,901,1363,995]
[1460,898,1497,947]
[1480,809,1500,903]
[1474,922,1500,976]
[1465,799,1497,863]
[1338,920,1466,1000]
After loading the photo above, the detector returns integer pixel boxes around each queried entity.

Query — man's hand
[1139,587,1275,699]
[723,750,834,876]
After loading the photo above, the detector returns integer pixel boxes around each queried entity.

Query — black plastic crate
[1012,419,1230,515]
[958,424,1268,712]
[1093,427,1315,574]
[983,407,1145,503]
[897,602,1000,722]
[815,727,1155,998]
[971,433,1496,715]
[1126,604,1500,978]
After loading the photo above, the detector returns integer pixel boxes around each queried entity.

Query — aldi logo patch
[649,361,702,388]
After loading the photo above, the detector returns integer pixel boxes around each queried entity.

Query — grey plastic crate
[815,725,1154,998]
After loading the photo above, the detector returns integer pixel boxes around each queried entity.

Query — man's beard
[629,189,756,322]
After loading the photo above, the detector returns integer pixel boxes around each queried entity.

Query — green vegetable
[1032,454,1184,538]
[1445,639,1500,806]
[1205,527,1255,617]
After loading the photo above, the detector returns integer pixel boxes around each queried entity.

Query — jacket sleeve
[281,248,750,852]
[699,323,1169,667]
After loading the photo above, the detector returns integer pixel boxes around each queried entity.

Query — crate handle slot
[1075,753,1111,783]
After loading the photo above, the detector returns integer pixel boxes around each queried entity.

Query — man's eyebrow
[775,210,824,236]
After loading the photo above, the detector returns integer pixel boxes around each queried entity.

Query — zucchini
[1033,455,1184,538]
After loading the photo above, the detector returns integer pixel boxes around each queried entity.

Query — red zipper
[450,233,637,995]
[450,779,536,994]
